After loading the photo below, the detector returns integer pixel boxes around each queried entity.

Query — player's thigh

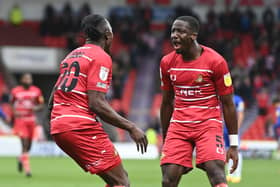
[13,119,27,138]
[52,128,121,174]
[161,130,194,170]
[195,125,226,169]
[24,121,36,144]
[98,162,129,186]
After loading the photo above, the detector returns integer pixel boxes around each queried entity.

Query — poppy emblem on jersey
[223,73,232,87]
[195,74,203,83]
[99,66,109,81]
[170,74,176,81]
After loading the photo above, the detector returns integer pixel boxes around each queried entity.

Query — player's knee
[115,173,129,187]
[204,162,226,184]
[162,173,179,186]
[207,169,226,185]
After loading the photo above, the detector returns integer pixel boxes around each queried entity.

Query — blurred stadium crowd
[0,0,280,148]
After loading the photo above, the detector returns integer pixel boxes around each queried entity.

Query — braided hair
[81,14,107,42]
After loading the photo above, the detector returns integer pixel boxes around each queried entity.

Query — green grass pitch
[0,157,279,187]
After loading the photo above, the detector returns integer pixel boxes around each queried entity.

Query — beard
[22,83,31,89]
[104,45,111,55]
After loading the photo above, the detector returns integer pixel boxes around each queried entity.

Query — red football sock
[21,153,31,173]
[215,183,228,187]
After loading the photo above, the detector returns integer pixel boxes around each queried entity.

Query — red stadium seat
[150,23,167,31]
[110,34,129,57]
[150,94,162,118]
[155,0,170,5]
[0,25,43,46]
[43,36,67,48]
[22,21,40,33]
[162,39,173,55]
[121,70,136,115]
[242,116,268,140]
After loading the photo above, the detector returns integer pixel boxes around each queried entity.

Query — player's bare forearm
[220,94,238,135]
[160,104,173,141]
[88,90,135,131]
[88,90,148,153]
[160,90,174,141]
[33,104,44,112]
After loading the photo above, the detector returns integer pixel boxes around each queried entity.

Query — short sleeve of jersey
[213,58,233,96]
[87,55,112,93]
[160,57,172,91]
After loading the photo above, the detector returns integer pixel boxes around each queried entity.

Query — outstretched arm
[88,90,148,153]
[160,89,174,142]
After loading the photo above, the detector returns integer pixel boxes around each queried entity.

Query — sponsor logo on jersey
[195,74,203,83]
[178,89,202,96]
[96,82,107,89]
[99,66,109,81]
[223,73,232,87]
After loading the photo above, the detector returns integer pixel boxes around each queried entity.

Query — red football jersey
[11,85,44,120]
[50,44,112,134]
[160,45,233,131]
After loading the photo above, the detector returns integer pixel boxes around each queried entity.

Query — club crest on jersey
[223,73,232,87]
[195,74,203,83]
[170,74,176,81]
[99,66,109,81]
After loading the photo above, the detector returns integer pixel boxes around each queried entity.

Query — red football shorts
[52,127,121,175]
[160,123,225,169]
[13,119,36,139]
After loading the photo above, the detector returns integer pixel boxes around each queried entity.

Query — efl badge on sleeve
[223,73,232,87]
[99,66,109,81]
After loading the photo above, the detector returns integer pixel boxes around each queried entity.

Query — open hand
[226,146,239,174]
[128,126,148,154]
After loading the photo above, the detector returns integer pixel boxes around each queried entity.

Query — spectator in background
[60,2,74,34]
[75,3,92,32]
[236,77,253,106]
[219,5,232,30]
[205,7,218,36]
[240,7,253,33]
[256,88,270,116]
[9,4,23,26]
[40,4,62,36]
[231,6,242,32]
[262,7,275,43]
